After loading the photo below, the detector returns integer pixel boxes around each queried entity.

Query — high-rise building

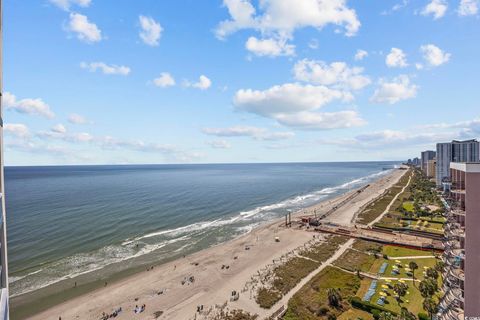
[436,140,480,187]
[412,157,421,167]
[438,162,480,319]
[421,150,436,173]
[427,159,436,179]
[0,0,9,317]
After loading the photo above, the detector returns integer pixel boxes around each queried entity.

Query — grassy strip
[351,239,383,254]
[255,235,348,309]
[356,170,411,224]
[283,266,361,320]
[333,249,376,273]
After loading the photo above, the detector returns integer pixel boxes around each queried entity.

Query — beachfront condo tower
[421,150,436,174]
[439,162,480,319]
[0,0,9,317]
[436,139,480,188]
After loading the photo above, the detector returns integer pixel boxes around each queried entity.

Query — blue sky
[3,0,480,165]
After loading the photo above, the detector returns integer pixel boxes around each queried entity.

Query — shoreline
[12,167,406,319]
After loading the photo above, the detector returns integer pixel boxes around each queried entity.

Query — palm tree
[327,288,342,308]
[423,297,438,320]
[393,282,408,305]
[409,261,418,284]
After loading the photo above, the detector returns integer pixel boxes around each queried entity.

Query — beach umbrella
[379,292,387,297]
[423,266,429,269]
[405,267,411,272]
[399,279,405,283]
[385,279,392,283]
[395,260,401,263]
[382,285,389,289]
[404,264,409,267]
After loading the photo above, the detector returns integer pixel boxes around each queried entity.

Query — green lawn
[402,201,414,212]
[357,278,425,315]
[369,257,439,282]
[382,245,434,258]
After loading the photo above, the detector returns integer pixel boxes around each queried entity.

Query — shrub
[256,288,282,309]
[418,312,429,320]
[349,297,397,316]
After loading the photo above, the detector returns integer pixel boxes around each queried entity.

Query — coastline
[12,167,407,320]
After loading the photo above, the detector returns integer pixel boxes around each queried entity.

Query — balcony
[0,288,7,320]
[448,268,465,282]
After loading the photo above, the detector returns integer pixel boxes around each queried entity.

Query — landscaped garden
[375,169,446,235]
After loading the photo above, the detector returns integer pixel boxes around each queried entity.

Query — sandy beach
[23,168,407,320]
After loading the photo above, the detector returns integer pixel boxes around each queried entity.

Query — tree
[327,288,342,308]
[393,282,408,305]
[419,279,438,298]
[396,308,416,320]
[409,261,419,284]
[426,268,439,280]
[423,297,438,320]
[434,261,445,273]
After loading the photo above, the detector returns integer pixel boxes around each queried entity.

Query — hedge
[349,296,398,316]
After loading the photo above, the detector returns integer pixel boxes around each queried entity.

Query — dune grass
[283,266,360,320]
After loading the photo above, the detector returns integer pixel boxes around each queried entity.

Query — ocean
[6,162,399,298]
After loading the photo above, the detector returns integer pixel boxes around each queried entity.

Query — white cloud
[202,126,295,140]
[233,83,364,130]
[80,62,130,75]
[293,59,371,90]
[354,49,368,61]
[215,0,361,49]
[385,48,408,68]
[185,75,212,90]
[382,0,409,14]
[67,13,102,43]
[139,15,162,46]
[206,140,232,149]
[3,92,55,119]
[420,44,451,67]
[421,0,448,19]
[327,118,480,150]
[52,124,67,134]
[49,0,91,11]
[370,75,418,104]
[245,36,295,57]
[153,72,176,88]
[458,0,478,15]
[234,83,352,116]
[4,124,31,138]
[68,113,90,125]
[202,126,265,137]
[273,110,366,130]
